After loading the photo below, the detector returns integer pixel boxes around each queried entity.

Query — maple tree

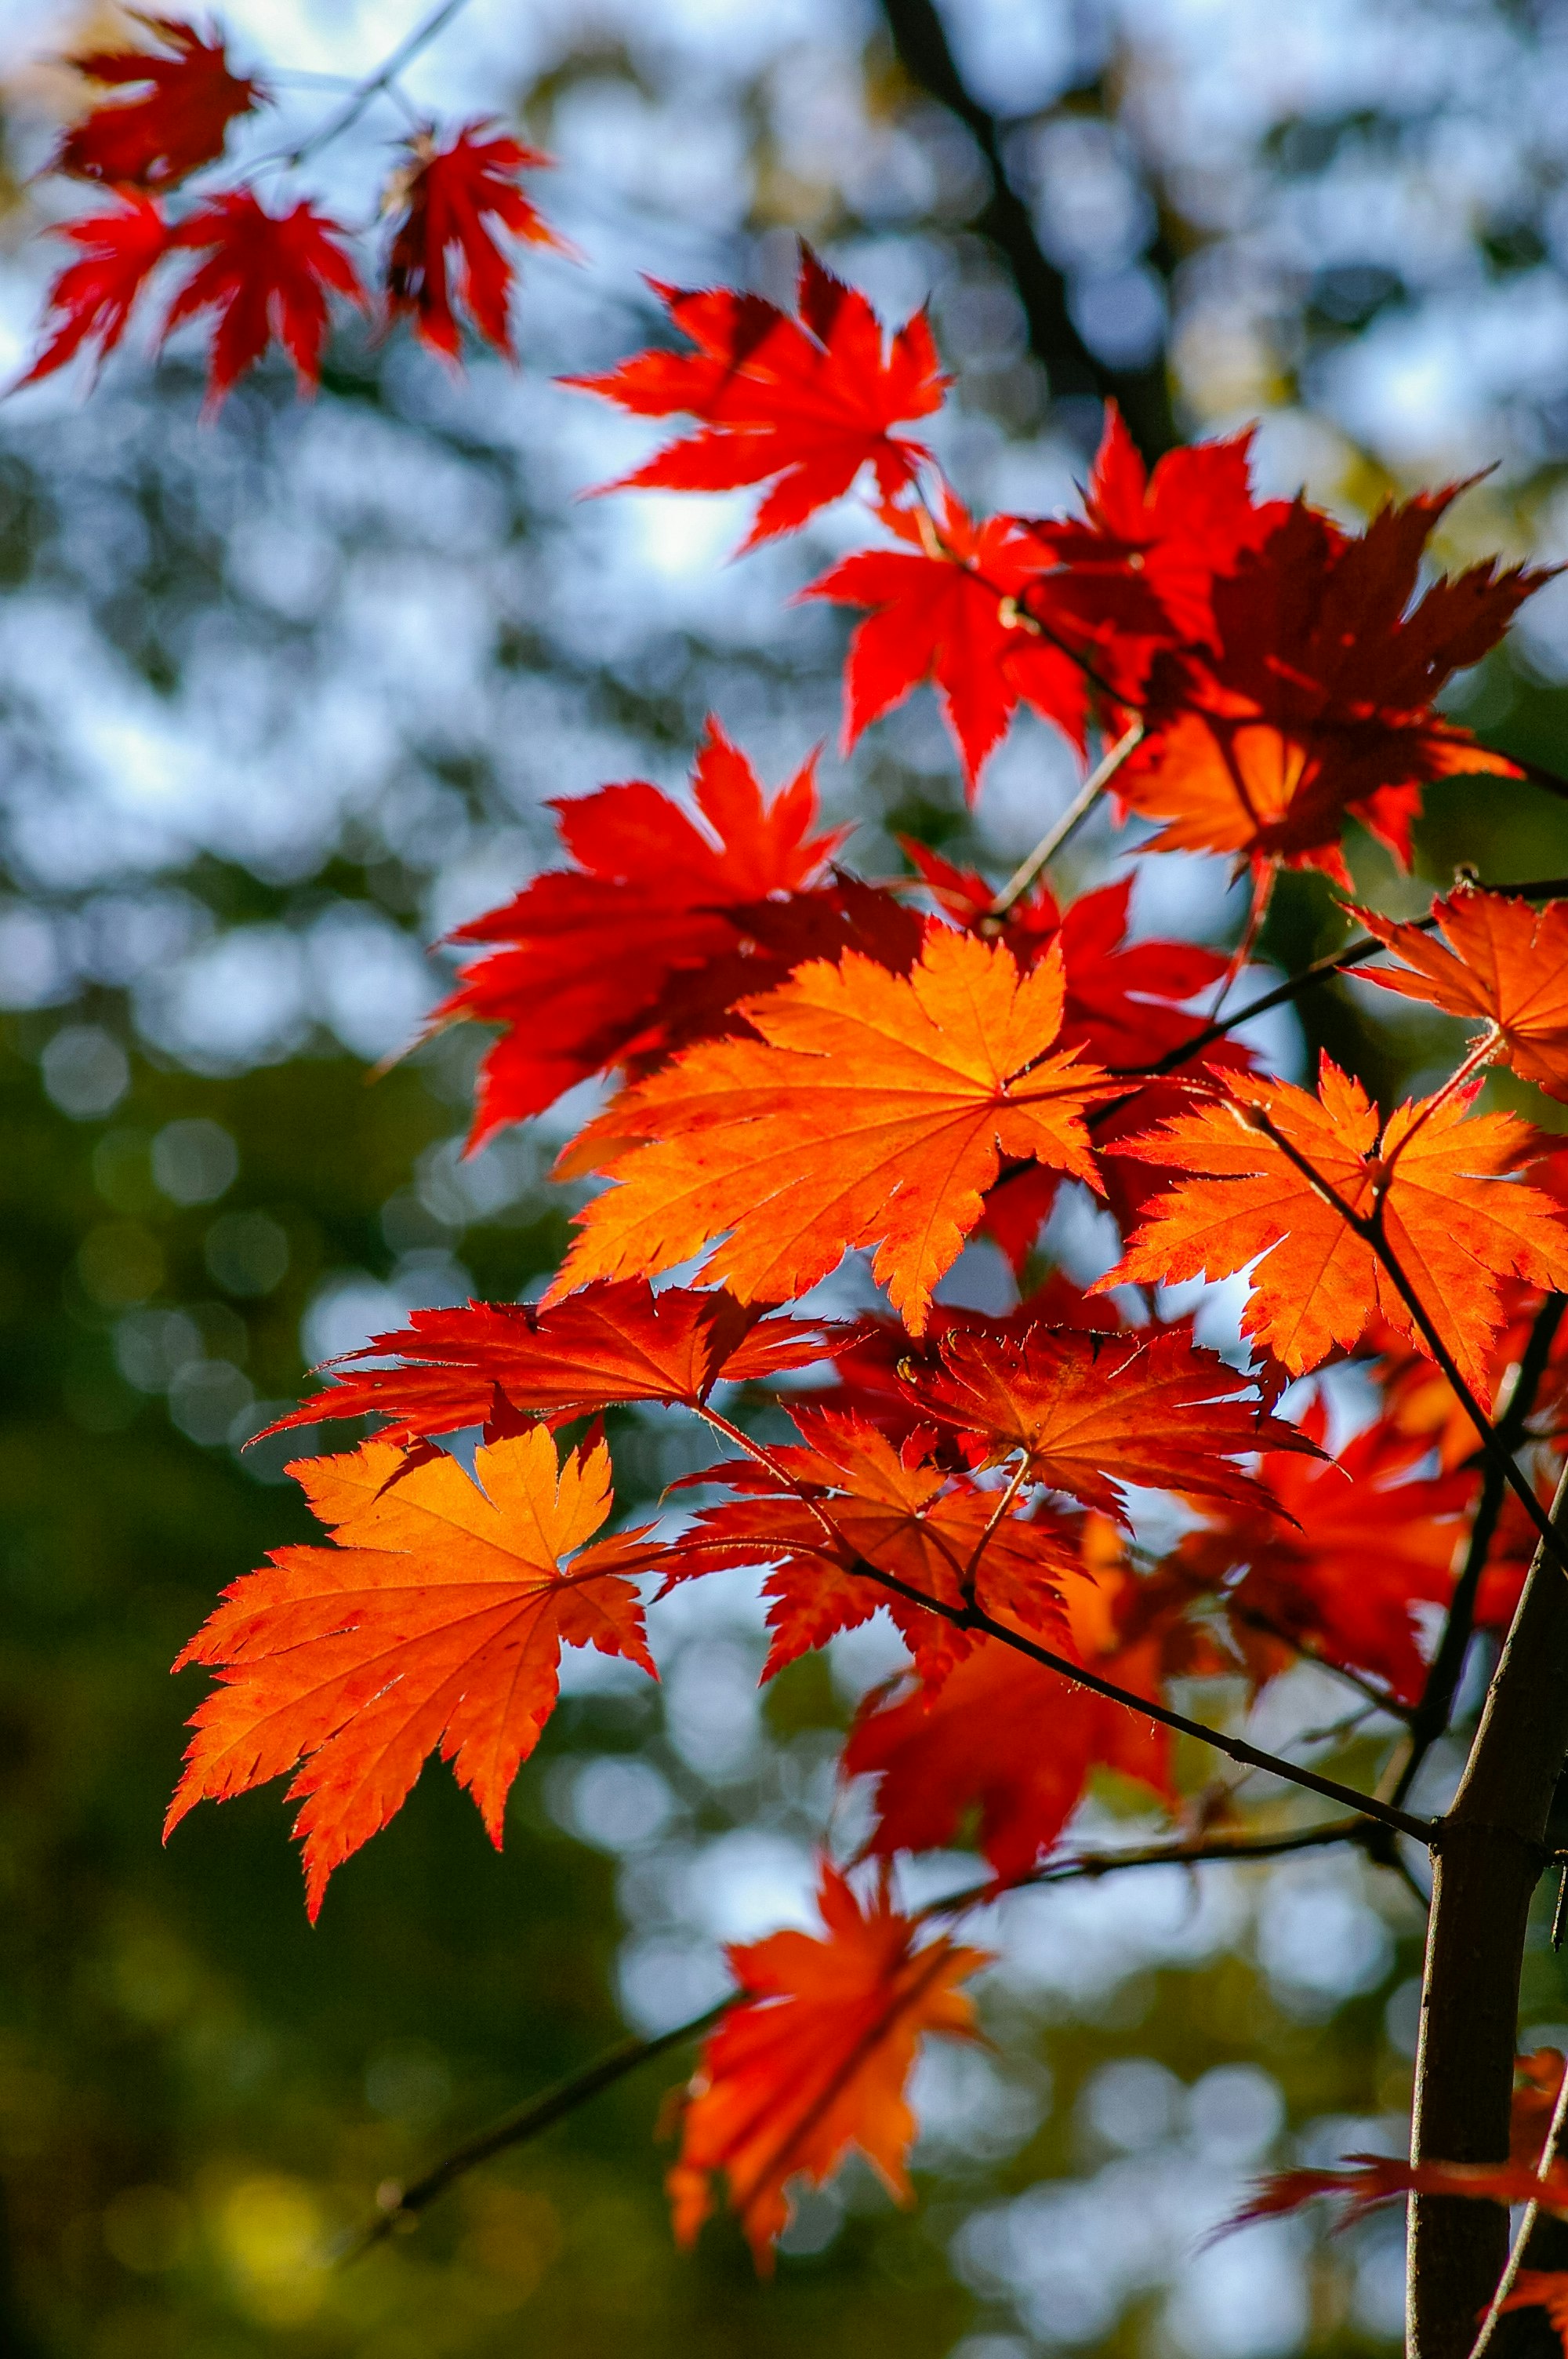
[23,14,1568,2356]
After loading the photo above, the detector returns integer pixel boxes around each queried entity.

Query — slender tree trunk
[1409,1470,1568,2358]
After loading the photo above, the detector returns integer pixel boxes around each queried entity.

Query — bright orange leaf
[270,1281,856,1445]
[385,122,567,360]
[1100,1054,1568,1397]
[56,13,266,191]
[551,926,1116,1335]
[669,1864,986,2264]
[166,1428,655,1917]
[1352,885,1568,1102]
[568,243,946,550]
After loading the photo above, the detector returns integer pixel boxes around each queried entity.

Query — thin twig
[287,0,478,166]
[339,1817,1388,2259]
[1468,2057,1568,2359]
[336,2004,728,2263]
[989,722,1144,917]
[671,1425,1437,1841]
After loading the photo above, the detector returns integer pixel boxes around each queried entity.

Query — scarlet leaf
[844,1620,1172,1881]
[804,486,1090,791]
[662,1408,1078,1687]
[669,1864,986,2264]
[16,194,171,387]
[1171,1399,1474,1705]
[1100,1054,1568,1397]
[385,122,567,360]
[162,191,365,408]
[1501,2272,1568,2353]
[916,1321,1316,1522]
[440,719,851,1142]
[1352,885,1568,1101]
[568,243,946,550]
[1116,496,1548,878]
[56,13,265,191]
[552,926,1116,1336]
[270,1281,856,1444]
[1024,401,1290,652]
[166,1428,655,1917]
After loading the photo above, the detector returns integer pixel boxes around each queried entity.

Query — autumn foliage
[25,10,1568,2328]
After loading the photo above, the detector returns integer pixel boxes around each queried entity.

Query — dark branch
[876,0,1175,458]
[336,2004,727,2264]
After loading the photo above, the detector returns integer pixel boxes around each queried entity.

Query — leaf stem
[988,721,1144,917]
[1468,2055,1568,2359]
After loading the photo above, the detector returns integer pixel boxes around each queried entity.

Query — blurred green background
[2,2,1568,2353]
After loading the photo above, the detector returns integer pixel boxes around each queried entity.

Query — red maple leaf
[567,243,947,550]
[441,719,853,1143]
[1022,400,1290,659]
[844,1626,1173,1881]
[16,193,171,387]
[1171,1399,1475,1705]
[166,1428,656,1917]
[385,122,568,360]
[1116,494,1549,878]
[162,191,365,408]
[270,1281,859,1445]
[915,1321,1315,1522]
[55,13,266,191]
[662,1408,1078,1688]
[804,486,1091,791]
[669,1865,986,2265]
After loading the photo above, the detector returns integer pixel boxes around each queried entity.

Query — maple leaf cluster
[19,16,567,407]
[63,71,1562,2298]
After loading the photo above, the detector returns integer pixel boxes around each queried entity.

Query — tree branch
[875,0,1175,458]
[1392,1293,1568,1806]
[285,0,479,165]
[1409,1466,1568,2359]
[336,2004,728,2264]
[989,721,1144,916]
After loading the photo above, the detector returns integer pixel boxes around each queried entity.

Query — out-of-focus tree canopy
[1,2,1566,2353]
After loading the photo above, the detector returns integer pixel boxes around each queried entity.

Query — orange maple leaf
[550,927,1116,1335]
[1352,886,1568,1102]
[915,1321,1316,1521]
[1098,1054,1568,1397]
[166,1428,655,1917]
[1116,496,1546,879]
[567,244,946,550]
[669,1864,986,2265]
[270,1281,855,1445]
[662,1409,1077,1687]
